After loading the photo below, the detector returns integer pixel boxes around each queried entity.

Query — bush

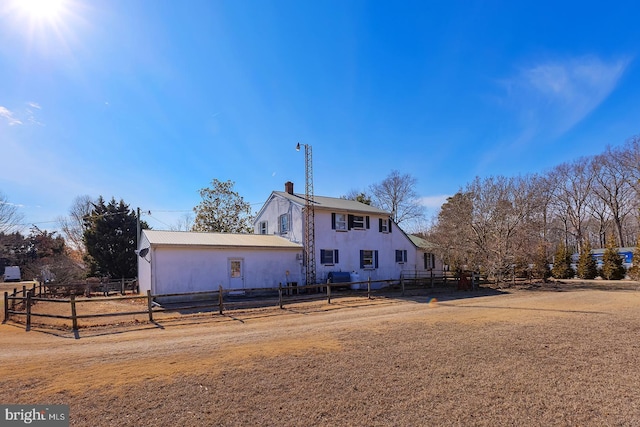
[626,236,640,281]
[552,242,574,279]
[576,241,598,279]
[601,236,626,280]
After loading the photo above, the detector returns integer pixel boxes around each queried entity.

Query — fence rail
[3,274,473,335]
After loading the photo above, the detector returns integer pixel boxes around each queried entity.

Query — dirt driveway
[1,282,640,426]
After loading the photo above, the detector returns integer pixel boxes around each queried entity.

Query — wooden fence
[3,273,475,335]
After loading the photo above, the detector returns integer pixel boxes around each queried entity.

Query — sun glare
[14,0,66,22]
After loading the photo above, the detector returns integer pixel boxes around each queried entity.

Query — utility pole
[296,142,316,286]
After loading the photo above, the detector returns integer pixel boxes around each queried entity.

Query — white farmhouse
[254,182,440,288]
[137,230,302,295]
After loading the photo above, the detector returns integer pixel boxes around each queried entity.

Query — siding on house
[137,230,302,295]
[253,183,441,285]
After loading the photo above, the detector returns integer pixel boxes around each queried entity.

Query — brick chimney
[285,181,294,194]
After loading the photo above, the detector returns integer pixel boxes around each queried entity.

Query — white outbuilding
[137,230,303,296]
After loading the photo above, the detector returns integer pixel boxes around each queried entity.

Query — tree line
[0,196,145,282]
[426,135,640,281]
[5,134,637,285]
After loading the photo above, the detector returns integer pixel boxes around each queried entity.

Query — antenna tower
[302,144,316,286]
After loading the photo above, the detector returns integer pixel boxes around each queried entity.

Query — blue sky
[2,0,639,233]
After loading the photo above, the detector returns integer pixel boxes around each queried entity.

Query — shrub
[601,236,626,280]
[576,240,598,280]
[626,236,640,281]
[551,242,574,279]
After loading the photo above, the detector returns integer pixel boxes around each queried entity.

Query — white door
[228,258,244,290]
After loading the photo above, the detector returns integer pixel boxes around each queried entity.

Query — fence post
[327,280,331,304]
[22,285,26,298]
[278,283,283,309]
[121,277,125,295]
[70,294,78,332]
[12,288,16,311]
[431,270,434,288]
[25,291,32,331]
[147,290,154,322]
[401,276,405,296]
[3,292,8,322]
[367,277,371,299]
[218,285,224,315]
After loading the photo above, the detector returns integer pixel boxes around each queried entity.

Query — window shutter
[359,250,364,269]
[379,218,383,232]
[348,214,354,230]
[389,219,392,233]
[374,250,379,268]
[331,213,336,230]
[335,250,339,264]
[320,250,326,264]
[366,216,370,229]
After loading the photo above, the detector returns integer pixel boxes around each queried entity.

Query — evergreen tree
[601,235,626,280]
[551,242,574,279]
[576,240,598,279]
[628,235,640,281]
[83,197,148,278]
[530,244,551,281]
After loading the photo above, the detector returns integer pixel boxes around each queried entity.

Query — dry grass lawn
[2,281,640,426]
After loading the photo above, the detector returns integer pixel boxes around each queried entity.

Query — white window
[396,249,407,263]
[334,213,347,231]
[380,218,390,233]
[424,253,435,269]
[279,214,289,234]
[259,221,268,235]
[320,249,339,265]
[360,249,378,269]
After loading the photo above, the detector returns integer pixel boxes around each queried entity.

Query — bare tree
[591,147,635,247]
[170,212,195,231]
[467,176,542,281]
[547,158,595,252]
[0,191,24,234]
[369,170,425,226]
[57,195,93,253]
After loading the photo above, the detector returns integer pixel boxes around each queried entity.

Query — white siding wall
[137,232,152,293]
[313,211,418,282]
[254,193,439,287]
[254,196,303,244]
[149,246,302,295]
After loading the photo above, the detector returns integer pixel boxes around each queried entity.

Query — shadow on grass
[515,279,640,293]
[436,302,611,315]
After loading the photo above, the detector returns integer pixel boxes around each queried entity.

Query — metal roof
[142,230,302,249]
[408,234,436,250]
[273,191,390,215]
